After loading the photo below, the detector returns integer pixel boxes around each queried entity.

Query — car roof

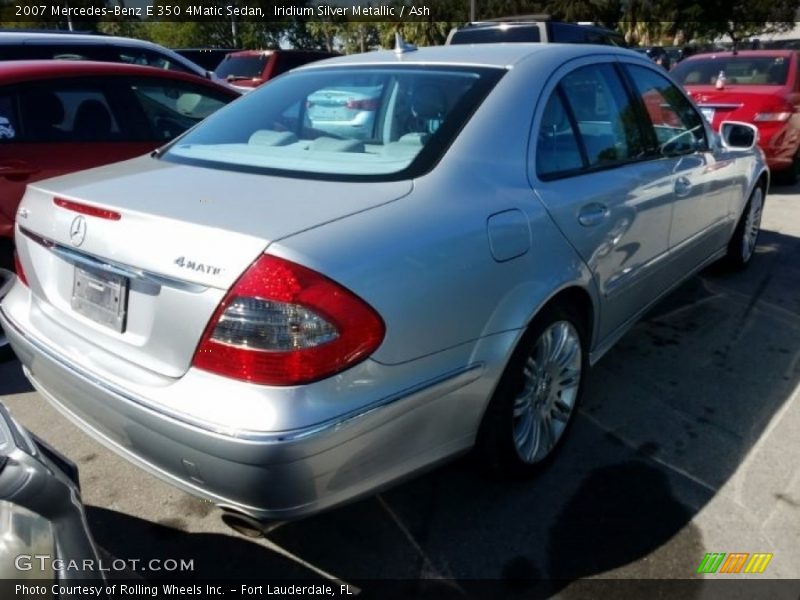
[683,49,796,61]
[0,31,207,75]
[299,43,635,70]
[226,49,336,57]
[0,59,235,91]
[0,30,159,47]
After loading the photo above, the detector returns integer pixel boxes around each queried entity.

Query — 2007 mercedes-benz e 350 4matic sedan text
[0,43,767,526]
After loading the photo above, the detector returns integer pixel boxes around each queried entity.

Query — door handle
[674,176,692,198]
[0,161,38,180]
[578,203,609,227]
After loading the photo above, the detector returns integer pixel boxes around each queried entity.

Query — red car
[671,50,800,182]
[0,61,239,240]
[215,49,338,91]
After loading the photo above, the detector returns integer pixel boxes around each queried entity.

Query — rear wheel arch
[474,288,592,477]
[528,285,595,350]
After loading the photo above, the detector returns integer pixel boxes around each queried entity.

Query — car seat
[73,99,113,140]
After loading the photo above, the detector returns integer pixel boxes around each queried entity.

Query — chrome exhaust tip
[220,508,287,537]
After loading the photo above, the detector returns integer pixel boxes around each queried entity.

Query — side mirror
[720,121,758,150]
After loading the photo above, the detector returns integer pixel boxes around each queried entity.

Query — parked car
[0,396,106,589]
[0,44,767,528]
[0,60,239,241]
[446,17,627,46]
[174,48,240,72]
[671,50,800,182]
[215,49,339,91]
[306,84,383,140]
[0,30,210,79]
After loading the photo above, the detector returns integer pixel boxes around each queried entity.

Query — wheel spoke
[557,365,580,388]
[539,412,556,453]
[552,398,572,422]
[513,393,531,418]
[514,409,535,459]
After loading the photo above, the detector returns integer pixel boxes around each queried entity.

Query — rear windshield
[215,55,268,80]
[671,55,790,86]
[162,65,504,181]
[449,25,541,44]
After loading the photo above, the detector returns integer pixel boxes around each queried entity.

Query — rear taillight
[13,251,28,287]
[192,254,385,386]
[754,104,794,122]
[345,98,379,111]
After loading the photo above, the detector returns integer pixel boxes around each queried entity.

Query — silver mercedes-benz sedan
[0,44,767,526]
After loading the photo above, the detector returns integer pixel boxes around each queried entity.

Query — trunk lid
[16,155,411,378]
[685,86,789,126]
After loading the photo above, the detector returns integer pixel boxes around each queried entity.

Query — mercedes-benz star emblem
[69,216,87,247]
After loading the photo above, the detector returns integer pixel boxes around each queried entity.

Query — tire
[475,303,588,479]
[724,185,764,270]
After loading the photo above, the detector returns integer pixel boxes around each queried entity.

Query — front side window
[625,64,706,154]
[559,64,645,166]
[129,79,230,140]
[162,66,504,180]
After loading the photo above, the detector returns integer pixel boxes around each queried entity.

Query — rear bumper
[758,125,800,171]
[0,300,487,521]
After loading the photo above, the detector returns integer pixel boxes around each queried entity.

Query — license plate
[71,265,128,332]
[700,107,715,123]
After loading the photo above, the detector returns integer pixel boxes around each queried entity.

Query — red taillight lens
[345,98,379,111]
[13,251,28,287]
[54,197,121,221]
[192,255,385,386]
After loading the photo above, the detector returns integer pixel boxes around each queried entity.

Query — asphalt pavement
[1,184,799,598]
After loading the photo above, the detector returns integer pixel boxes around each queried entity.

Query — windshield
[215,55,268,80]
[671,55,790,86]
[162,65,504,181]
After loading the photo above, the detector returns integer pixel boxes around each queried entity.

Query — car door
[622,62,737,264]
[531,60,678,342]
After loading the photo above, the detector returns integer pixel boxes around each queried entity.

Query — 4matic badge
[173,256,223,275]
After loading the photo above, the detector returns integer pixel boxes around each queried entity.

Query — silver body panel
[0,44,767,519]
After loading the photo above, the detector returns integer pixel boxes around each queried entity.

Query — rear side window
[550,23,590,43]
[559,64,645,166]
[0,94,19,142]
[625,65,706,154]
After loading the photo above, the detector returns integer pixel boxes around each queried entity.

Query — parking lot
[1,183,799,595]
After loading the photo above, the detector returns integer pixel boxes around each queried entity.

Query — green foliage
[3,0,799,51]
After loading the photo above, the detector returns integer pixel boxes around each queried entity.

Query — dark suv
[446,17,626,47]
